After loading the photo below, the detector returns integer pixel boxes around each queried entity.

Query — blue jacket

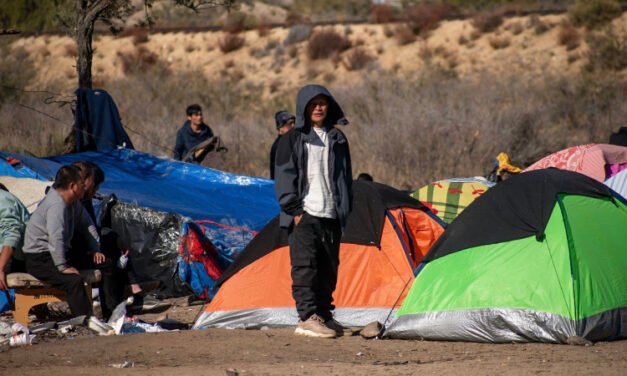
[274,85,353,230]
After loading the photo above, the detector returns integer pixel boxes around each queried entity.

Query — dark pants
[69,230,128,319]
[288,212,341,322]
[24,252,92,318]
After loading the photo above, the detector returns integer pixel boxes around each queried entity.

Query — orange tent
[193,181,445,329]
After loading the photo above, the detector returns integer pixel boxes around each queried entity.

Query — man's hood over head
[295,85,348,130]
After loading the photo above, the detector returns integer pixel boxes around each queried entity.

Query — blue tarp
[0,149,279,245]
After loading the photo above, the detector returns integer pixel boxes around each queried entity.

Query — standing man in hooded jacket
[274,84,352,338]
[173,104,215,162]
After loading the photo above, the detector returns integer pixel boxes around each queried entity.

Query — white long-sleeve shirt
[303,127,336,218]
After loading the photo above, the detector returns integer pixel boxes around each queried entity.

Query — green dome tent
[385,169,627,343]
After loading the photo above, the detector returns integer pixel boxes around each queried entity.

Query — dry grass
[395,24,417,46]
[2,65,625,187]
[558,23,581,51]
[117,46,162,74]
[585,27,627,71]
[472,11,504,34]
[343,47,374,71]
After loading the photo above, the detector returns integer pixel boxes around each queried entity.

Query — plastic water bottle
[117,254,129,269]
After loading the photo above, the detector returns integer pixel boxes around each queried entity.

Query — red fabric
[179,226,223,281]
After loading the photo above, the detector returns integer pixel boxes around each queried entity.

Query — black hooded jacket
[173,121,214,161]
[274,85,353,230]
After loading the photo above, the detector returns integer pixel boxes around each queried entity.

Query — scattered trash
[225,368,239,376]
[0,322,11,337]
[356,352,364,356]
[120,321,168,334]
[110,360,134,368]
[87,316,115,336]
[1,323,37,347]
[28,322,56,334]
[10,332,35,347]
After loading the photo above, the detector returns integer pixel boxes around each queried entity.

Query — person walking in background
[0,183,30,290]
[270,110,295,179]
[274,84,353,338]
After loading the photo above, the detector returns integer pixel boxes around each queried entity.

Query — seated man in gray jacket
[23,165,110,331]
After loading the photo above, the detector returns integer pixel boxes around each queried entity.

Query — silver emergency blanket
[193,307,398,330]
[383,307,627,343]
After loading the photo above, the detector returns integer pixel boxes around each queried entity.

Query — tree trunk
[75,0,112,89]
[76,13,95,89]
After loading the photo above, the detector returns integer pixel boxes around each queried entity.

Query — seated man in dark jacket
[173,104,225,163]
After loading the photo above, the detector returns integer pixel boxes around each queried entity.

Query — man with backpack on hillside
[274,84,353,339]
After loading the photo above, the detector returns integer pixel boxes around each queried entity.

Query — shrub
[406,3,455,37]
[307,29,351,60]
[508,22,524,36]
[119,28,149,45]
[257,23,270,37]
[489,36,511,50]
[322,72,336,83]
[0,42,35,105]
[395,24,416,46]
[219,33,245,54]
[285,12,306,26]
[383,25,394,38]
[284,24,312,46]
[64,42,78,58]
[585,28,627,71]
[343,47,374,71]
[569,0,622,29]
[472,11,504,33]
[527,15,550,35]
[558,23,581,51]
[223,11,248,33]
[117,46,162,74]
[371,4,393,23]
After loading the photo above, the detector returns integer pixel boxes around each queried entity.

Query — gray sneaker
[294,314,337,338]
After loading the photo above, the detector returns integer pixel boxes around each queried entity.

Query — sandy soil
[1,300,625,376]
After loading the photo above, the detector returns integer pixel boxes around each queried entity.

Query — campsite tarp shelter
[194,181,445,329]
[0,149,279,296]
[385,169,627,343]
[412,177,494,224]
[524,144,627,182]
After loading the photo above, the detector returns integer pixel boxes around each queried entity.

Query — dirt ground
[0,299,625,376]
